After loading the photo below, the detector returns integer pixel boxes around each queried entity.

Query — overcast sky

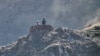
[0,0,100,45]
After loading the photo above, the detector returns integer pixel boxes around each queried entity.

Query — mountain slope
[0,0,100,45]
[0,25,100,56]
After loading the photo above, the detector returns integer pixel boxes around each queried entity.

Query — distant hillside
[0,0,100,45]
[0,24,100,56]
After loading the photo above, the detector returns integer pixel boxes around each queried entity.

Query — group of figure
[37,18,46,25]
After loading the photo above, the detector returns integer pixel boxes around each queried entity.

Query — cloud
[51,0,67,18]
[86,9,100,27]
[51,0,94,18]
[51,0,100,29]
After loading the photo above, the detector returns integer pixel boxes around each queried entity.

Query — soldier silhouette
[36,22,39,25]
[42,18,46,25]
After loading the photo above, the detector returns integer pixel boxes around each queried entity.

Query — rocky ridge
[0,25,100,56]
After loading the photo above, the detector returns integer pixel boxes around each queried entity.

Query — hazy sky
[0,0,100,45]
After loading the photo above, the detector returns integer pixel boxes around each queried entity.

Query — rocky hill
[0,25,100,56]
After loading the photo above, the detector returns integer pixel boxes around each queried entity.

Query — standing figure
[36,22,39,25]
[42,18,46,25]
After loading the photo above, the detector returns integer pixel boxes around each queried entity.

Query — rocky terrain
[0,25,100,56]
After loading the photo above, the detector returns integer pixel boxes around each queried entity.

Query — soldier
[36,22,39,25]
[42,18,46,25]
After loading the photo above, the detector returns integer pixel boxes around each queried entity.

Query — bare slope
[0,25,100,56]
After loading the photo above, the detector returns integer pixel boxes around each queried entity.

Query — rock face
[0,25,100,56]
[30,25,54,32]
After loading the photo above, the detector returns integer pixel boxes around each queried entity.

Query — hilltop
[0,24,100,56]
